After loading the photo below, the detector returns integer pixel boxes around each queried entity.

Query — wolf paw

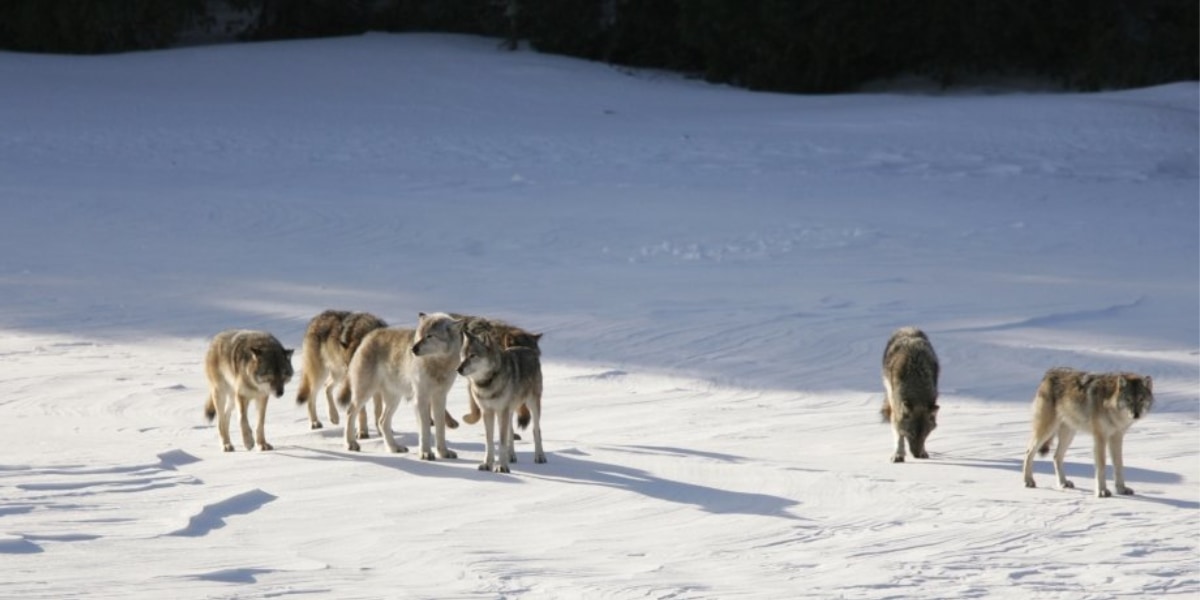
[1024,480,1036,488]
[1060,480,1075,489]
[534,453,547,464]
[439,449,458,460]
[1097,488,1112,498]
[419,451,437,460]
[890,454,905,463]
[329,414,340,426]
[310,421,323,430]
[513,432,522,441]
[391,445,409,454]
[357,430,370,440]
[258,442,274,451]
[914,451,929,459]
[1117,486,1135,495]
[493,464,511,474]
[346,441,361,452]
[477,462,492,471]
[222,443,235,452]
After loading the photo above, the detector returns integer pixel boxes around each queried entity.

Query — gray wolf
[457,328,545,473]
[338,312,464,459]
[1022,367,1154,497]
[204,330,294,452]
[880,327,939,463]
[452,314,541,430]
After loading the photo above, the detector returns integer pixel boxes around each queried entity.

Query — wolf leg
[324,380,339,426]
[478,407,496,471]
[254,393,273,451]
[1109,432,1133,495]
[236,391,254,450]
[414,393,435,460]
[529,398,546,464]
[1092,428,1111,497]
[1051,425,1076,489]
[890,424,906,463]
[1023,404,1059,488]
[431,390,456,459]
[463,387,482,425]
[379,395,406,453]
[216,389,236,452]
[494,406,512,473]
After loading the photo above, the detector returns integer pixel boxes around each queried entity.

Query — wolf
[457,328,545,473]
[1022,368,1154,498]
[204,330,294,452]
[295,310,387,432]
[452,314,542,430]
[338,312,464,459]
[880,327,939,463]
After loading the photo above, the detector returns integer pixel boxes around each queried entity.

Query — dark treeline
[1,0,1195,92]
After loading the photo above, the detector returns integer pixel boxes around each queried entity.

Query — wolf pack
[204,314,1155,496]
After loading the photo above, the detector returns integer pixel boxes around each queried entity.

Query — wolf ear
[285,348,294,359]
[418,312,427,320]
[532,333,543,342]
[1116,376,1127,390]
[1143,375,1152,391]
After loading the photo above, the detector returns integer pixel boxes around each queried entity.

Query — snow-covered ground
[0,33,1196,598]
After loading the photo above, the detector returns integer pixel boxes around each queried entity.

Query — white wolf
[338,312,464,459]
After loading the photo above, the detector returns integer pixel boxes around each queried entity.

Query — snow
[0,33,1196,598]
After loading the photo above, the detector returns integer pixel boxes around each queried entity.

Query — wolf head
[250,343,294,398]
[1116,374,1154,420]
[412,312,465,357]
[457,330,496,379]
[897,399,938,456]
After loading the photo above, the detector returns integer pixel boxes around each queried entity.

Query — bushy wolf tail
[517,403,532,430]
[295,375,313,406]
[204,394,216,422]
[336,383,352,407]
[879,399,892,423]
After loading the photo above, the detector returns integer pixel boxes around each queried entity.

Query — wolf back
[880,327,940,463]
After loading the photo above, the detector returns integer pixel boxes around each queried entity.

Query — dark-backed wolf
[452,314,541,430]
[338,312,464,459]
[204,330,294,452]
[457,328,545,473]
[880,327,939,463]
[1022,368,1154,498]
[295,310,386,431]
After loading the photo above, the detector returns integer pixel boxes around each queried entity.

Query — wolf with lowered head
[204,329,294,452]
[339,312,463,459]
[457,327,545,473]
[1022,367,1153,498]
[880,327,940,463]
